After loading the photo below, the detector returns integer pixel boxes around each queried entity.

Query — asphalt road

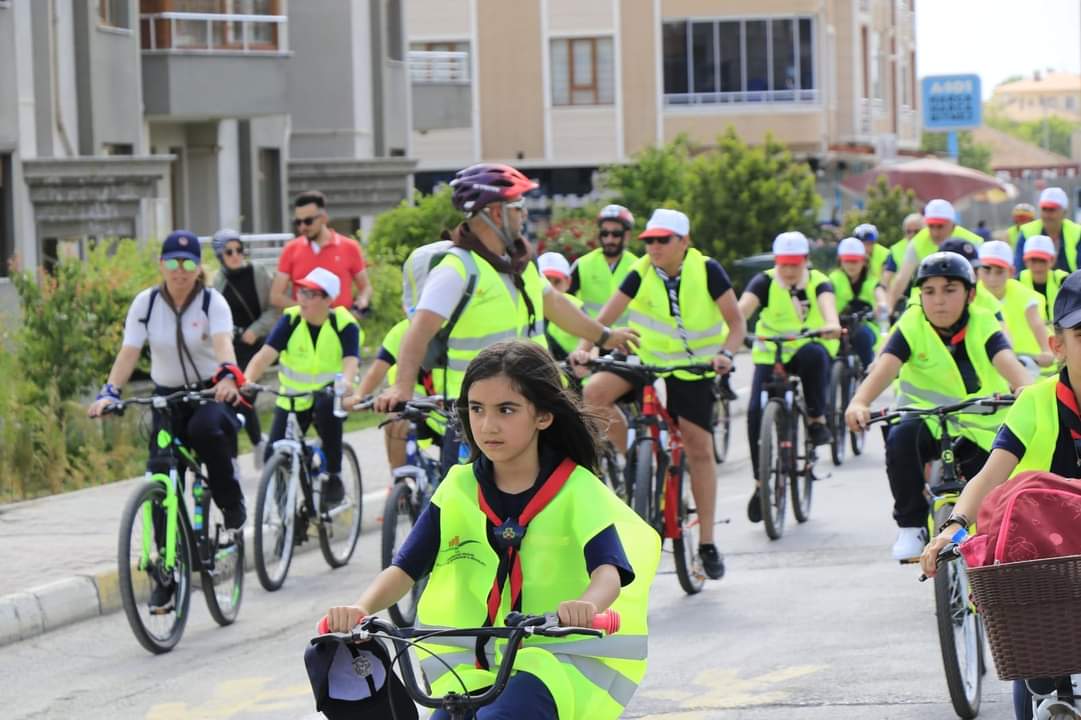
[0,393,1019,719]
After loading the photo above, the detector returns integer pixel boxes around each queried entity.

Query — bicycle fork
[140,470,180,572]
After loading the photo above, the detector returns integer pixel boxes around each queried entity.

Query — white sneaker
[892,526,928,562]
[253,439,265,471]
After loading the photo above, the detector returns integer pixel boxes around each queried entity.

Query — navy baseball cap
[1054,271,1081,329]
[304,636,417,720]
[939,238,981,268]
[161,230,201,262]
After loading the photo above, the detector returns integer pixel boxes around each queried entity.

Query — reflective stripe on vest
[625,248,727,379]
[1021,219,1081,272]
[575,248,638,325]
[895,304,1009,448]
[415,463,659,720]
[751,268,839,363]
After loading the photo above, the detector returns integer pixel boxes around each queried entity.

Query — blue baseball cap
[161,230,201,262]
[304,637,416,720]
[1054,271,1081,329]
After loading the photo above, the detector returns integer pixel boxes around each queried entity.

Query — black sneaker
[323,473,345,505]
[222,501,247,531]
[148,577,175,614]
[809,421,832,446]
[747,490,763,523]
[698,544,725,580]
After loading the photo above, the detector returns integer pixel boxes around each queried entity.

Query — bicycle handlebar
[311,610,619,711]
[918,543,961,583]
[241,382,335,401]
[100,387,218,416]
[866,394,1016,426]
[581,356,717,377]
[754,328,827,344]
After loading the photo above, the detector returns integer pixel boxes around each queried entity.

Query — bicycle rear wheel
[828,361,846,466]
[319,443,363,568]
[117,480,193,654]
[758,400,788,540]
[712,395,731,464]
[632,440,655,529]
[790,412,814,524]
[382,482,423,626]
[599,443,627,502]
[847,371,866,456]
[254,452,297,591]
[672,463,705,594]
[933,506,983,718]
[201,502,244,627]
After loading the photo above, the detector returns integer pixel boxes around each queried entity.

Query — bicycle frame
[639,383,685,541]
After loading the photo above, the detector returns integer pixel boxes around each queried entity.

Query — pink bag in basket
[959,471,1081,568]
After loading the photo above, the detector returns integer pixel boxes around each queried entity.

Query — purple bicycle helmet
[450,163,538,213]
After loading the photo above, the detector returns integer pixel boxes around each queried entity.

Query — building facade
[1,0,416,311]
[990,72,1081,124]
[406,0,921,209]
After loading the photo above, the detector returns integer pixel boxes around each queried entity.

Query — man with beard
[570,205,639,326]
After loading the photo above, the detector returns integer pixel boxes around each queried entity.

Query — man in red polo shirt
[271,190,373,313]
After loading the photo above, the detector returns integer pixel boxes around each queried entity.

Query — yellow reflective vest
[1019,267,1069,324]
[415,462,660,720]
[277,306,358,411]
[1020,219,1081,272]
[574,248,638,325]
[751,268,839,363]
[985,278,1044,356]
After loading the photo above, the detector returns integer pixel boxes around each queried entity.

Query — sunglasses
[223,247,244,257]
[294,215,320,227]
[163,258,198,272]
[298,287,327,300]
[643,235,675,245]
[600,230,625,239]
[504,199,526,210]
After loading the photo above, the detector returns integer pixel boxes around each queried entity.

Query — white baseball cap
[296,267,341,300]
[639,208,690,239]
[924,199,956,224]
[772,231,810,264]
[1039,187,1069,210]
[977,240,1014,269]
[537,251,571,280]
[1023,235,1057,262]
[837,237,866,261]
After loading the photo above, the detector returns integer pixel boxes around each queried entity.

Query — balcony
[664,89,820,107]
[139,10,289,118]
[409,51,472,132]
[408,50,470,84]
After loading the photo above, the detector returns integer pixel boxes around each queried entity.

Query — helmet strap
[476,205,519,254]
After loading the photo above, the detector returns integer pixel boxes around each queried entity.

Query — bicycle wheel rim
[713,398,730,463]
[118,481,192,654]
[791,414,813,522]
[254,454,296,590]
[759,402,786,539]
[936,557,982,717]
[320,444,363,567]
[633,440,655,529]
[673,471,705,594]
[384,483,420,625]
[202,503,244,626]
[847,373,865,455]
[829,363,845,465]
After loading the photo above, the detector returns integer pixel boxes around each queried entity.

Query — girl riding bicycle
[324,340,659,720]
[921,270,1081,719]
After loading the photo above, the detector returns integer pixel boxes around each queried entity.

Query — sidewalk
[0,425,395,647]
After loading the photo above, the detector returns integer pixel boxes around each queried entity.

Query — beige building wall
[406,0,470,40]
[548,0,614,35]
[664,111,825,150]
[412,128,475,170]
[550,107,620,164]
[621,0,657,156]
[476,0,545,161]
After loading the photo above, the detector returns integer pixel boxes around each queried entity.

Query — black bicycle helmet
[915,251,976,288]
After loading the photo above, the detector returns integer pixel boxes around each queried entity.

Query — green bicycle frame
[138,428,200,571]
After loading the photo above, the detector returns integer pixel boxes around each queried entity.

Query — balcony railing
[408,50,470,84]
[140,11,286,53]
[664,88,820,107]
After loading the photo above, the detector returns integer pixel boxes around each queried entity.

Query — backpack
[959,471,1081,568]
[140,286,212,326]
[401,241,479,372]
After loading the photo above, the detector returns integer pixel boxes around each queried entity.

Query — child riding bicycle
[323,340,659,720]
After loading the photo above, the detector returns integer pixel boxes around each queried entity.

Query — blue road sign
[921,74,982,131]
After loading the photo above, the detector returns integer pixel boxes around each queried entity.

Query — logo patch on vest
[437,535,484,567]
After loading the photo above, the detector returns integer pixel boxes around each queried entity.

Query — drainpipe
[51,0,76,157]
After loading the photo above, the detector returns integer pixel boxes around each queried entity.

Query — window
[409,42,470,83]
[142,0,282,50]
[100,0,130,29]
[860,26,869,98]
[550,37,614,106]
[662,17,816,105]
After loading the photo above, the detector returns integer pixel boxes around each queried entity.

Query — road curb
[0,485,386,650]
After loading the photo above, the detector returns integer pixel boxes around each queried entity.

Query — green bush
[600,134,694,233]
[366,187,461,267]
[361,247,406,352]
[842,176,920,249]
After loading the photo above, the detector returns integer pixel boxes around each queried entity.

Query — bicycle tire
[599,443,627,502]
[633,440,655,528]
[117,480,193,654]
[672,461,705,594]
[829,361,846,466]
[253,452,297,591]
[319,443,363,568]
[790,411,813,524]
[712,396,731,464]
[933,505,983,719]
[382,482,423,626]
[758,400,788,540]
[201,512,244,627]
[846,370,866,456]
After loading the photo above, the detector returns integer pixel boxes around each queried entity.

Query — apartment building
[0,0,415,311]
[406,0,921,205]
[990,72,1081,124]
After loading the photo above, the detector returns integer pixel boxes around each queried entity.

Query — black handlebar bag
[305,635,418,719]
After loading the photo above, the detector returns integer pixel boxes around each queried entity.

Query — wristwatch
[719,349,734,360]
[596,326,611,348]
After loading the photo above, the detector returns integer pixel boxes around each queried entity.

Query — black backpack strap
[201,288,211,317]
[140,288,160,325]
[443,248,479,334]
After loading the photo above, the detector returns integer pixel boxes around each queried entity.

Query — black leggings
[234,338,263,444]
[747,343,831,476]
[265,393,343,473]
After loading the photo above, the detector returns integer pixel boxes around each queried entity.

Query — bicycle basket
[968,554,1081,680]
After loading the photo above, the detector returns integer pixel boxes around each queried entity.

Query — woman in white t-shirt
[88,231,247,534]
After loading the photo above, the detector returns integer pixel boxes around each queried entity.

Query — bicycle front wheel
[319,443,363,568]
[254,452,297,591]
[712,396,731,464]
[382,482,423,626]
[828,361,846,466]
[672,464,705,594]
[632,440,656,528]
[758,400,788,540]
[117,480,193,654]
[847,370,866,456]
[933,508,983,718]
[790,412,814,524]
[201,502,244,627]
[599,443,627,502]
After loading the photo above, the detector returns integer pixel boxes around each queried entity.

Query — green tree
[842,176,920,248]
[365,186,461,266]
[599,134,695,231]
[986,111,1079,158]
[683,127,821,269]
[920,131,993,173]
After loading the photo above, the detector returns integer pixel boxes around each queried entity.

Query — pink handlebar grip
[317,616,330,634]
[592,610,620,634]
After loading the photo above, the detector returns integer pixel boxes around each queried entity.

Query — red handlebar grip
[317,616,330,634]
[592,610,620,634]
